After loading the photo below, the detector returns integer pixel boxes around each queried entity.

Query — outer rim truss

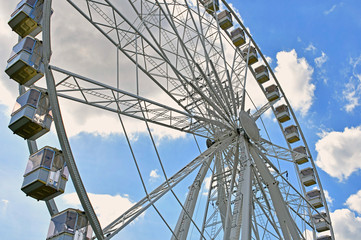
[21,0,335,239]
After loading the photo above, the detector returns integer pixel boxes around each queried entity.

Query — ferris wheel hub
[239,110,260,142]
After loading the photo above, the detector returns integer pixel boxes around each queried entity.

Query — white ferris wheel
[5,0,335,239]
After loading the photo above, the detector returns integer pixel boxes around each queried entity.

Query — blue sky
[1,1,361,239]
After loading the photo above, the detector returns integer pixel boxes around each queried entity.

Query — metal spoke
[6,1,334,239]
[50,65,233,137]
[103,134,235,238]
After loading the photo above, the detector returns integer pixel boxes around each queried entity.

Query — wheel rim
[9,0,335,239]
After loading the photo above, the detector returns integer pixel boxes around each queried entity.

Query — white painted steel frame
[19,83,59,216]
[49,65,228,138]
[43,1,104,239]
[31,0,335,239]
[222,1,334,238]
[221,0,335,237]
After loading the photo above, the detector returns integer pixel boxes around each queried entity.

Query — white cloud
[202,175,212,196]
[305,46,328,83]
[219,2,244,24]
[0,0,189,141]
[316,128,332,138]
[303,229,313,239]
[322,189,334,206]
[274,49,315,116]
[352,56,361,82]
[149,169,161,180]
[324,5,337,15]
[315,126,361,181]
[305,43,316,53]
[0,2,21,115]
[48,1,172,139]
[61,192,138,228]
[314,52,329,83]
[343,82,359,112]
[58,101,138,137]
[0,199,9,215]
[264,55,272,65]
[0,2,314,142]
[0,81,16,116]
[0,0,264,142]
[327,191,361,239]
[243,68,268,111]
[331,208,361,240]
[228,3,241,20]
[343,55,361,112]
[324,191,334,205]
[314,52,328,68]
[346,190,361,214]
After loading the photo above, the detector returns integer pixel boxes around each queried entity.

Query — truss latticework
[6,0,335,239]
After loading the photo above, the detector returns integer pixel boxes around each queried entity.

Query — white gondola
[284,125,300,143]
[317,235,332,240]
[231,28,246,47]
[265,84,280,102]
[8,88,52,140]
[47,208,93,240]
[204,0,219,13]
[254,65,269,84]
[307,189,324,209]
[22,146,68,201]
[293,146,308,164]
[300,167,316,186]
[275,104,290,123]
[242,46,258,65]
[8,0,44,38]
[218,10,233,30]
[313,212,330,232]
[5,36,44,86]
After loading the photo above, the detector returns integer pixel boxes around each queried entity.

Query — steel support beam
[43,1,104,239]
[237,152,253,240]
[249,144,300,240]
[215,152,231,231]
[50,65,233,138]
[103,135,235,239]
[171,154,213,240]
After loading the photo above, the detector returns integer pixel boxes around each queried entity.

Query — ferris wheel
[5,0,335,239]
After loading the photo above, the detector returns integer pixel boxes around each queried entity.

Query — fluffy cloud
[61,192,138,228]
[202,175,212,196]
[346,190,361,214]
[0,81,17,116]
[49,1,168,139]
[315,126,361,181]
[274,50,315,116]
[0,2,315,142]
[0,2,22,115]
[331,209,361,240]
[323,189,334,206]
[0,1,189,141]
[149,169,161,181]
[326,191,361,240]
[264,55,272,65]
